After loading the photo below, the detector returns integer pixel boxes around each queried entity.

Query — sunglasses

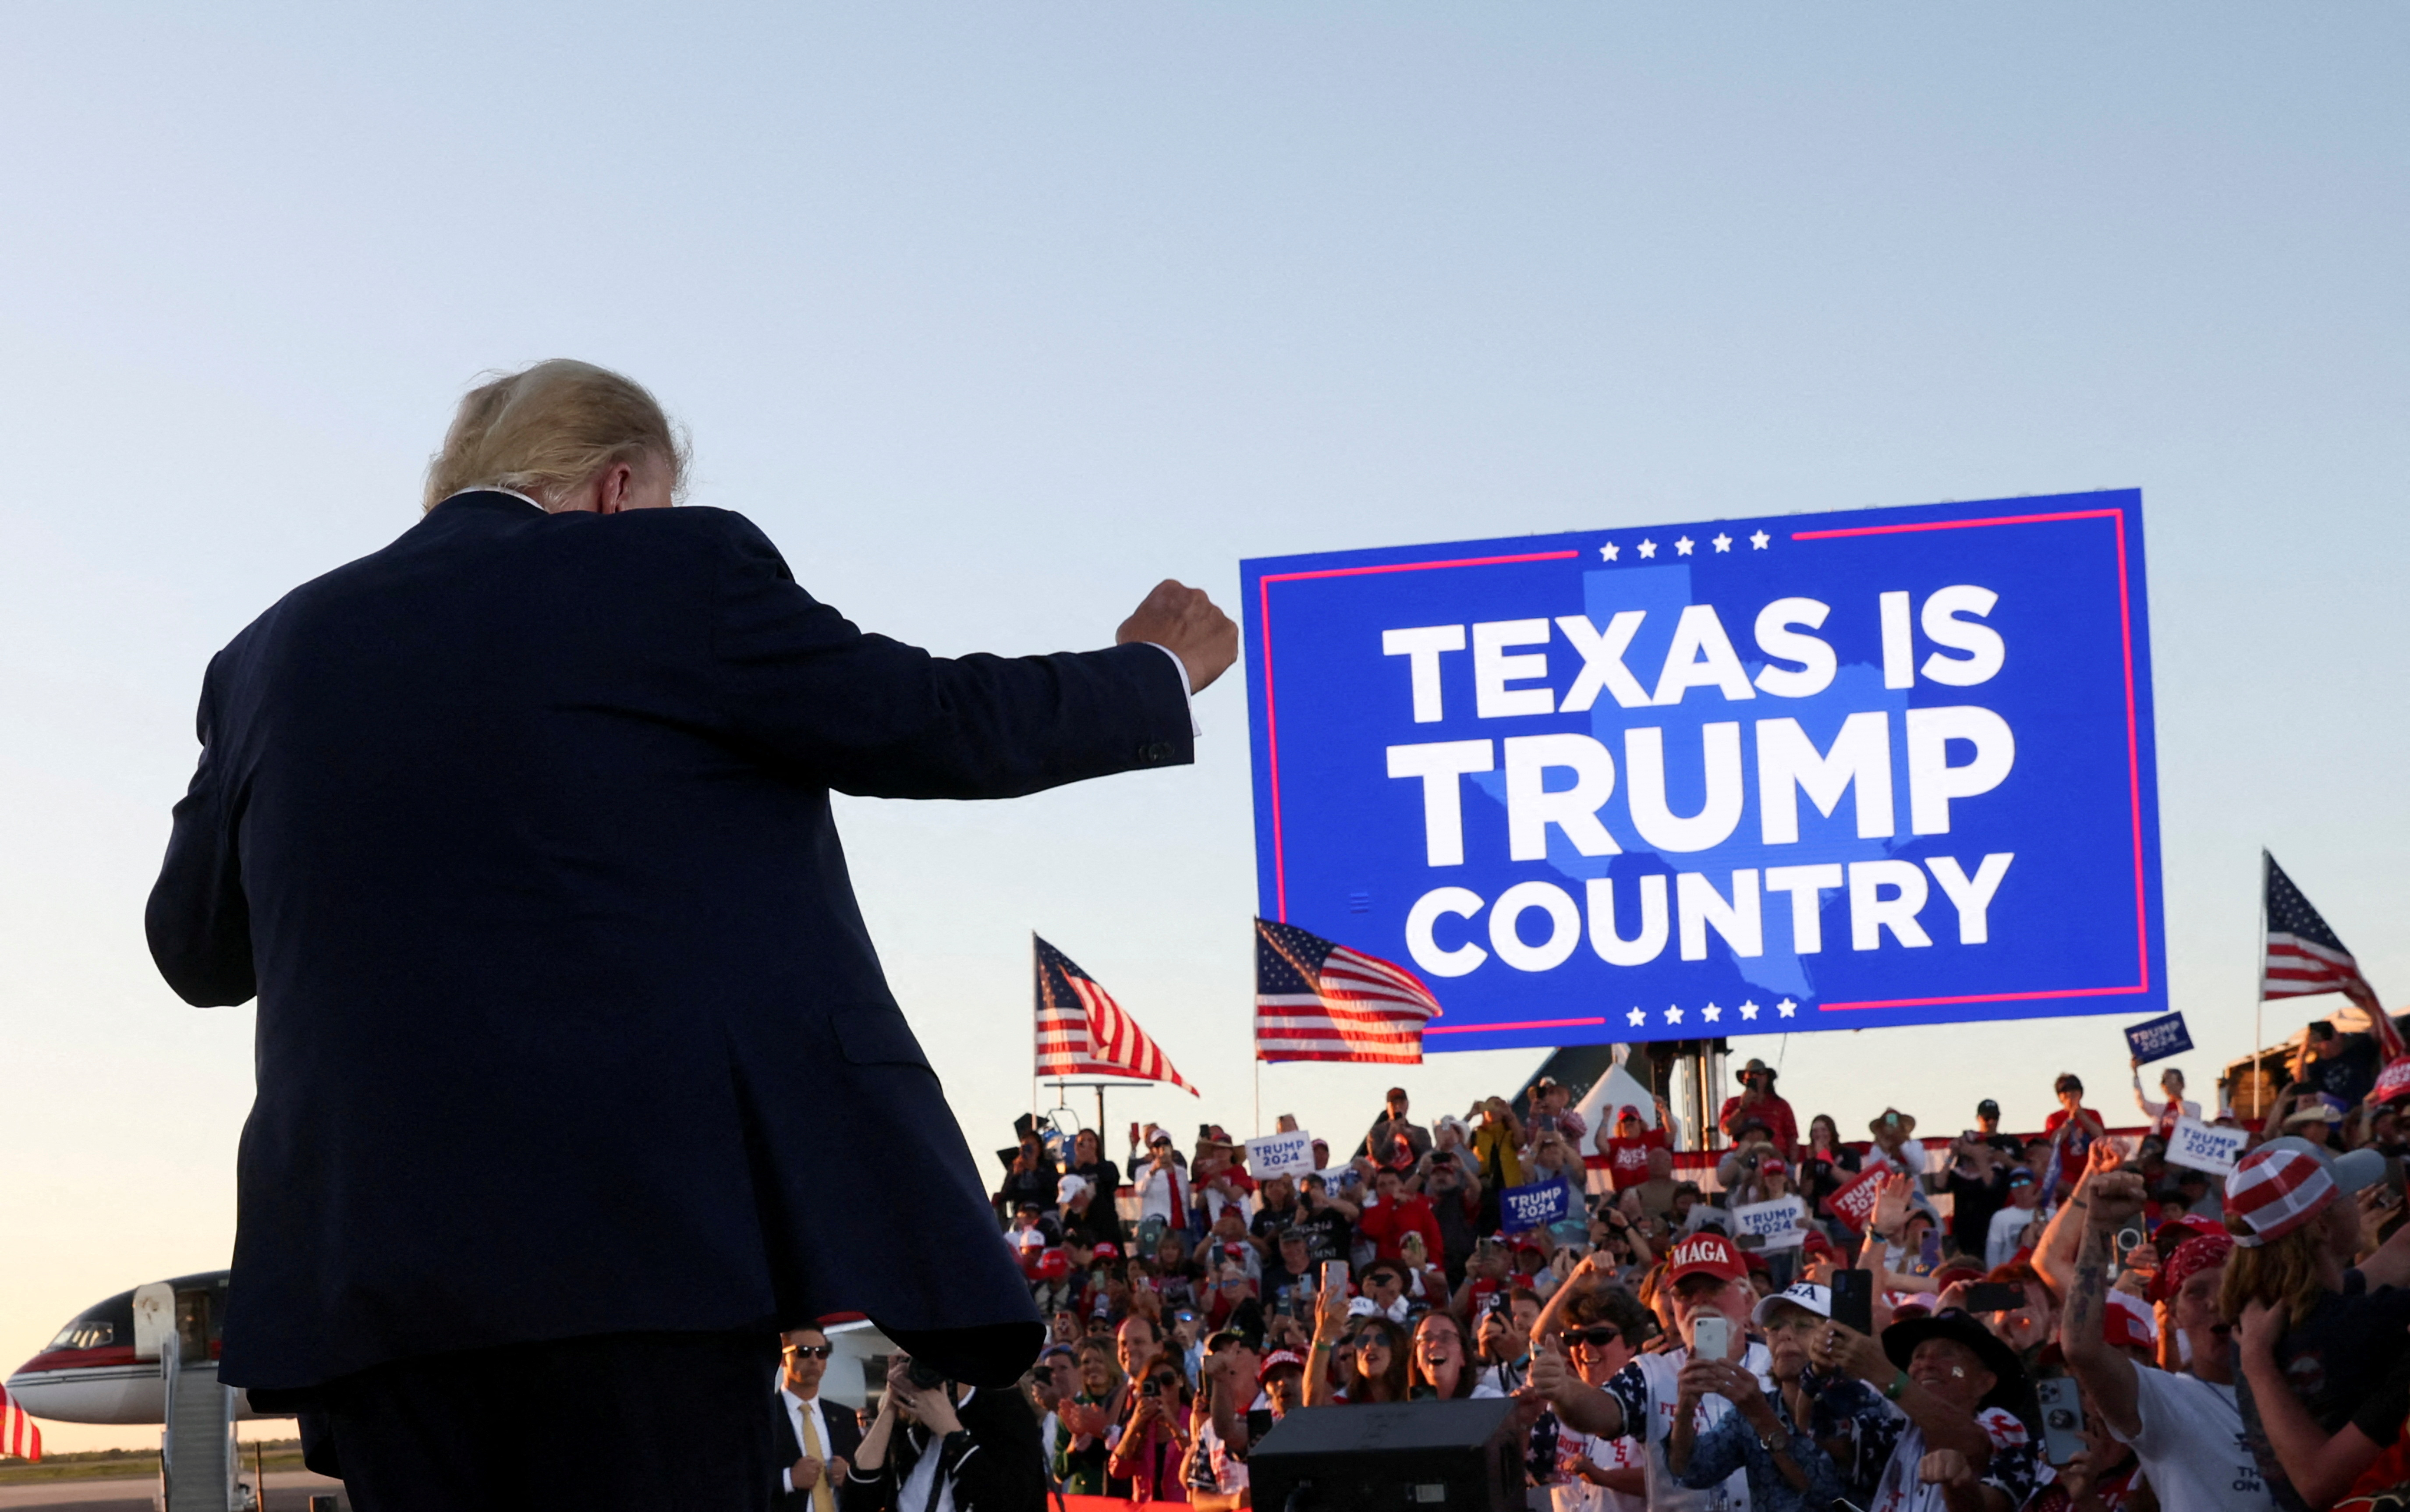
[1562,1326,1622,1350]
[784,1344,833,1360]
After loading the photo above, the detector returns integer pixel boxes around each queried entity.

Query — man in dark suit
[774,1326,862,1510]
[145,360,1235,1511]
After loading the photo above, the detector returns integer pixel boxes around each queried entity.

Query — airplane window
[46,1320,116,1350]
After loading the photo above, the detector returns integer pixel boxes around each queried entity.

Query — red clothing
[1356,1191,1444,1264]
[1717,1092,1798,1159]
[1602,1130,1669,1190]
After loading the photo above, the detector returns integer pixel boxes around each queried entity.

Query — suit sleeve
[707,511,1193,799]
[145,660,256,1006]
[954,1393,1048,1512]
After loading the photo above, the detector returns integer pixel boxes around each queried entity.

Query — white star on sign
[1636,538,1657,559]
[1776,998,1797,1018]
[1701,1002,1722,1023]
[1600,542,1619,562]
[1664,1005,1684,1024]
[1750,530,1771,550]
[1712,533,1732,553]
[1739,1000,1760,1021]
[1674,536,1695,556]
[1627,1006,1648,1027]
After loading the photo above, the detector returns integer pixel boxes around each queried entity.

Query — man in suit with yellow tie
[775,1326,862,1511]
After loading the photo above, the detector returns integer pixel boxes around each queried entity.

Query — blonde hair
[423,360,688,512]
[2217,1215,2329,1326]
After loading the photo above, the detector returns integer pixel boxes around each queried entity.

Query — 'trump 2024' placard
[1240,490,2165,1053]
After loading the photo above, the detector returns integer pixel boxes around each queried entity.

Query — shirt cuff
[781,1470,793,1493]
[1141,642,1202,738]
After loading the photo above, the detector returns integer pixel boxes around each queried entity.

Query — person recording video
[843,1355,1045,1512]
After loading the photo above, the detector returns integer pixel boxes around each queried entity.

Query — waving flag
[1033,936,1198,1095]
[0,1382,40,1462]
[1255,918,1442,1063]
[2263,852,2400,1059]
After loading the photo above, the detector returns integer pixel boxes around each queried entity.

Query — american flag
[2263,852,2402,1059]
[0,1382,40,1462]
[1255,918,1443,1064]
[1033,935,1198,1095]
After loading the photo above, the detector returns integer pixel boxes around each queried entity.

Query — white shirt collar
[438,486,546,513]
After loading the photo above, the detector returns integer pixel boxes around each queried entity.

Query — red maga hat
[1664,1231,1747,1285]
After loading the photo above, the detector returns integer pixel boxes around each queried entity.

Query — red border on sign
[1253,506,2148,1023]
[1792,508,2148,1011]
[1257,550,1581,920]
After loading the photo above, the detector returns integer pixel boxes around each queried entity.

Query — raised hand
[1524,1333,1574,1404]
[1116,580,1238,694]
[2085,1169,2148,1233]
[1872,1172,1914,1236]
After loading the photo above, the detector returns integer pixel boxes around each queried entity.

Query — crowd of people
[964,1022,2410,1510]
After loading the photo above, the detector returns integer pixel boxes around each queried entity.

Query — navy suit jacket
[146,492,1191,1391]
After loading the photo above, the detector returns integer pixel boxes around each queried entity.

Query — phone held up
[1691,1314,1731,1361]
[1829,1271,1874,1336]
[2034,1377,2086,1465]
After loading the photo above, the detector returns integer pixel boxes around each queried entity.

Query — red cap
[1664,1231,1747,1285]
[1258,1349,1307,1383]
[1033,1249,1070,1282]
[1091,1242,1120,1261]
[2104,1291,2158,1352]
[1758,1158,1787,1178]
[2375,1057,2410,1107]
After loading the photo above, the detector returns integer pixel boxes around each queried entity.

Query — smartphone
[2112,1219,2146,1268]
[2034,1377,2086,1465]
[1830,1271,1874,1335]
[1691,1314,1731,1361]
[1963,1281,2024,1314]
[1322,1259,1350,1294]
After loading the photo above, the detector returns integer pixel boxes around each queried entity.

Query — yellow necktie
[801,1403,836,1512]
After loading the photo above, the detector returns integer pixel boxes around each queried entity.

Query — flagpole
[2255,849,2268,1114]
[1254,1056,1262,1140]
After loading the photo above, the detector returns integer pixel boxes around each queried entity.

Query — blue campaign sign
[1241,490,2165,1053]
[2125,1011,2193,1065]
[1498,1181,1573,1233]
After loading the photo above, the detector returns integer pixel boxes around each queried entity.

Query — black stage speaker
[1247,1399,1523,1512]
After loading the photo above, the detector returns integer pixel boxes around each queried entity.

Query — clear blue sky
[4,4,2405,1450]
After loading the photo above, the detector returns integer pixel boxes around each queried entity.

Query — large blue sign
[1241,490,2164,1053]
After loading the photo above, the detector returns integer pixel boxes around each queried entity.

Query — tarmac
[0,1470,348,1510]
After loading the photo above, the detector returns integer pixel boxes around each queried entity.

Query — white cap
[1750,1282,1832,1327]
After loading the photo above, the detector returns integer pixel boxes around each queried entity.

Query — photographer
[1420,1147,1484,1281]
[842,1355,1044,1512]
[1105,1356,1194,1501]
[1290,1172,1358,1262]
[1718,1059,1798,1161]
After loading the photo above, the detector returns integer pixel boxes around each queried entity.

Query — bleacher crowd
[973,1023,2410,1510]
